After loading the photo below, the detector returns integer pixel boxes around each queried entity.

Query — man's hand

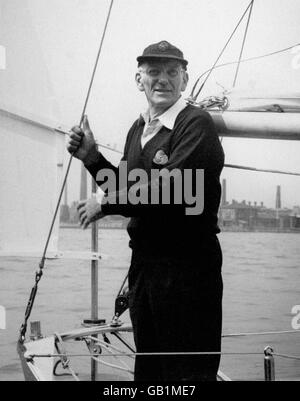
[77,197,105,229]
[67,115,99,165]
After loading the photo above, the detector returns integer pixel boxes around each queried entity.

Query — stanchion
[83,179,106,381]
[264,346,275,381]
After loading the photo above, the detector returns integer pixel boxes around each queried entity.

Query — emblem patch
[153,150,169,165]
[158,41,169,52]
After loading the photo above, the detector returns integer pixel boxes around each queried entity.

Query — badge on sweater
[153,149,169,165]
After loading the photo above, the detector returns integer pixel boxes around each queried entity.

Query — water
[0,229,299,381]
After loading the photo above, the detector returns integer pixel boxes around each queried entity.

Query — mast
[80,165,88,201]
[91,178,99,381]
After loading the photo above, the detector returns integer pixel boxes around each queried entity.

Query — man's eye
[168,69,179,77]
[148,69,160,76]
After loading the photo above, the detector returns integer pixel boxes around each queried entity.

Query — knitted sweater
[86,105,224,258]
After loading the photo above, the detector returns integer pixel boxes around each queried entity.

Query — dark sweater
[86,105,224,258]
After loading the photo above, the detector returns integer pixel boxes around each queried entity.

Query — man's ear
[135,72,145,92]
[181,71,189,92]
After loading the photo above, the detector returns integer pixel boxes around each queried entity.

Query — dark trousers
[128,236,223,381]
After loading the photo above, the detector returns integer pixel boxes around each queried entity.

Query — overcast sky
[1,0,300,208]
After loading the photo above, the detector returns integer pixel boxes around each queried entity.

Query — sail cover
[224,89,300,113]
[0,0,65,255]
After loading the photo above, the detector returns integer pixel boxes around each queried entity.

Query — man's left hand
[77,197,105,229]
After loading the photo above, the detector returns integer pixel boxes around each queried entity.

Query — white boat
[0,0,299,381]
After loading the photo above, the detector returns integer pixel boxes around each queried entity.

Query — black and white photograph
[0,0,300,383]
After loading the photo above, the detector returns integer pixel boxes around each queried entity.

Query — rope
[272,352,300,361]
[87,335,135,359]
[116,274,129,298]
[53,360,74,378]
[190,42,300,101]
[56,137,300,178]
[55,128,124,155]
[18,0,115,343]
[112,332,136,353]
[225,163,300,177]
[223,329,300,338]
[84,335,134,375]
[65,365,80,381]
[42,0,114,268]
[233,0,254,88]
[191,0,255,100]
[91,355,134,374]
[79,0,114,125]
[90,341,133,373]
[28,351,263,358]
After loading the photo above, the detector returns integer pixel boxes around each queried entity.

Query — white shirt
[97,97,187,205]
[141,96,187,148]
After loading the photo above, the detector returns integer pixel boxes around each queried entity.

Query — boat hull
[17,337,56,381]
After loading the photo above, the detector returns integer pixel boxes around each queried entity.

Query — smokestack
[276,185,281,209]
[221,179,227,206]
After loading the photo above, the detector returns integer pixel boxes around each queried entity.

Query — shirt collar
[141,97,187,130]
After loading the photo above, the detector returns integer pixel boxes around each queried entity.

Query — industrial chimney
[276,185,281,209]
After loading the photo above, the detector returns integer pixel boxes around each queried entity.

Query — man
[67,40,224,381]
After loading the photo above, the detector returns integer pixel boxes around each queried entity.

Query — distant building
[219,200,259,229]
[219,200,298,231]
[219,181,299,232]
[290,206,300,230]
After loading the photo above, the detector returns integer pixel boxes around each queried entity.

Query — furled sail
[223,89,300,113]
[209,90,300,141]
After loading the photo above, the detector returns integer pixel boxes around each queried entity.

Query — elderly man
[67,40,224,381]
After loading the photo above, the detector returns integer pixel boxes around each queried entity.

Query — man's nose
[157,72,169,85]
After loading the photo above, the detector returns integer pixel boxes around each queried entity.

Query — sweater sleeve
[84,120,139,192]
[101,111,223,217]
[84,153,119,180]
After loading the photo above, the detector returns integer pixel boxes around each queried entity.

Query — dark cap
[137,40,188,68]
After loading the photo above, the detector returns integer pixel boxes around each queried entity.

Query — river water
[0,229,299,381]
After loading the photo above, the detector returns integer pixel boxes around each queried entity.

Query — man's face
[135,60,188,111]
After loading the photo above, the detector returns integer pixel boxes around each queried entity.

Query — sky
[1,0,300,208]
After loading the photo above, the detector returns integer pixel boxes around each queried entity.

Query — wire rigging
[89,139,300,178]
[233,0,254,87]
[189,42,300,97]
[190,0,255,101]
[18,0,115,343]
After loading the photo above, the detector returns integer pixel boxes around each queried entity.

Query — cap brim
[137,54,188,66]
